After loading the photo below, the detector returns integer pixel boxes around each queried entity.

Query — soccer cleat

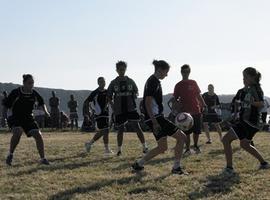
[183,149,191,156]
[172,167,188,175]
[259,162,270,170]
[222,167,235,175]
[206,140,212,144]
[143,147,149,154]
[131,161,144,172]
[6,154,13,166]
[193,146,201,154]
[40,158,50,165]
[104,149,114,155]
[85,142,92,153]
[116,151,122,156]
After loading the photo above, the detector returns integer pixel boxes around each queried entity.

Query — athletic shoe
[104,149,114,156]
[6,154,13,166]
[116,151,122,156]
[206,140,212,144]
[131,161,144,172]
[222,167,235,175]
[193,146,201,153]
[172,167,188,175]
[259,162,270,170]
[85,142,92,153]
[40,158,50,165]
[250,141,255,147]
[183,149,191,156]
[143,147,149,154]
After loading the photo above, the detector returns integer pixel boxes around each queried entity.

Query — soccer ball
[175,112,194,131]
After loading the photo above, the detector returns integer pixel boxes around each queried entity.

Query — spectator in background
[261,99,269,124]
[60,111,69,129]
[49,91,60,129]
[1,91,8,128]
[68,94,79,130]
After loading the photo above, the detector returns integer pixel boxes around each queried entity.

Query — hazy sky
[0,0,270,97]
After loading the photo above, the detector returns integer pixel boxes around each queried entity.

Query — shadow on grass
[111,156,174,171]
[188,171,240,199]
[48,173,146,200]
[49,172,170,200]
[8,156,113,176]
[208,147,241,157]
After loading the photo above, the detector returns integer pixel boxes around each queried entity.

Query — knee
[12,128,23,137]
[158,144,168,153]
[32,130,43,140]
[178,131,187,143]
[221,136,230,145]
[240,140,249,149]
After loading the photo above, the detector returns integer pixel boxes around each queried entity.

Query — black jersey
[86,88,108,116]
[202,92,220,113]
[240,84,264,128]
[143,75,163,119]
[107,76,138,115]
[4,87,44,118]
[68,100,78,112]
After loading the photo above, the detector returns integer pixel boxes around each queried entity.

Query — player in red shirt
[173,64,207,154]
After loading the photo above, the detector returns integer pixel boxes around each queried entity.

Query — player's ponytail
[152,60,170,71]
[243,67,261,85]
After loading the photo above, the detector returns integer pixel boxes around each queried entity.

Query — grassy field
[0,130,270,200]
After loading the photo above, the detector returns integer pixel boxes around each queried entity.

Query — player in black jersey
[107,61,148,156]
[4,74,50,166]
[222,67,269,173]
[202,84,223,143]
[132,60,187,175]
[84,77,113,155]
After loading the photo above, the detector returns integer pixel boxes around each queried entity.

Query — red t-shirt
[173,79,202,115]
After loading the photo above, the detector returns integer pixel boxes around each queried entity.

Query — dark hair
[23,74,33,83]
[97,77,104,82]
[243,67,261,84]
[152,60,170,71]
[181,64,190,72]
[116,61,127,70]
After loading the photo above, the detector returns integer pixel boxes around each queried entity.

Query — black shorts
[70,112,78,120]
[145,115,179,141]
[203,113,222,123]
[95,115,109,130]
[232,121,259,140]
[115,111,140,127]
[7,116,39,137]
[184,114,202,135]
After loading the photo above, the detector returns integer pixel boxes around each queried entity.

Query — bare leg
[240,139,266,163]
[31,130,45,159]
[203,122,211,142]
[222,129,238,168]
[9,127,23,154]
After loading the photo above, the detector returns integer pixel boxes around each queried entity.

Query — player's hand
[45,111,50,118]
[202,106,208,113]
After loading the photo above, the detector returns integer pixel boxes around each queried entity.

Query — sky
[0,0,270,97]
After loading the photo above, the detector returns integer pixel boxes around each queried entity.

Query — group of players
[2,60,269,175]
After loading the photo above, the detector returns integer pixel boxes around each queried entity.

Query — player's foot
[116,151,122,156]
[104,149,114,156]
[193,146,201,154]
[40,158,50,165]
[6,154,13,166]
[183,149,191,156]
[259,162,270,170]
[131,161,144,172]
[222,167,235,175]
[143,147,149,154]
[171,167,188,175]
[206,140,212,144]
[85,142,92,153]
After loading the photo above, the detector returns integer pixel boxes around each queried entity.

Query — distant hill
[1,82,269,120]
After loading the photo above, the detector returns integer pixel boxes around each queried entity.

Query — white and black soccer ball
[175,112,194,131]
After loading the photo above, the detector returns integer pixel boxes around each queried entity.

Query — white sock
[118,146,122,152]
[104,144,109,151]
[142,143,147,149]
[89,139,94,145]
[173,160,180,169]
[138,158,145,167]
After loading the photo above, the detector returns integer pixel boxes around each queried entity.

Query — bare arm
[145,96,160,134]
